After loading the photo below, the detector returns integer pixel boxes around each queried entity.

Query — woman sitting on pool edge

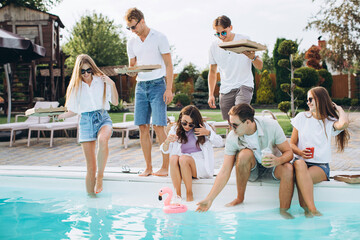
[160,105,223,201]
[58,54,119,195]
[290,86,349,217]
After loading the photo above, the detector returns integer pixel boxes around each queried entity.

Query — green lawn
[1,109,292,136]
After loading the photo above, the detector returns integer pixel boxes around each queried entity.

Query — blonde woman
[58,54,118,194]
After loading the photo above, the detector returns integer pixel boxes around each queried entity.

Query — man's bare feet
[280,208,295,219]
[225,198,244,207]
[139,169,153,177]
[94,177,103,194]
[153,168,168,177]
[186,192,194,202]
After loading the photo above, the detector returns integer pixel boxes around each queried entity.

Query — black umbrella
[0,28,46,122]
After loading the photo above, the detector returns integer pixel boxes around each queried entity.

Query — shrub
[317,69,333,96]
[58,97,66,107]
[173,93,191,107]
[201,69,209,80]
[278,101,290,115]
[109,100,126,112]
[192,76,209,108]
[174,82,192,95]
[295,67,319,88]
[274,38,290,103]
[351,99,359,106]
[256,70,275,104]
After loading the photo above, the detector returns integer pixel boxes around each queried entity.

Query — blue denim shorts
[79,110,113,143]
[249,161,278,182]
[294,158,330,181]
[134,77,167,126]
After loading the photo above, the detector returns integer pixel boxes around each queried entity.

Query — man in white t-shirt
[124,8,173,177]
[208,15,263,121]
[196,104,295,219]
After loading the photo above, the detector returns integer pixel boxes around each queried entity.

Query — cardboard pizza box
[219,39,267,54]
[25,106,67,117]
[114,65,161,74]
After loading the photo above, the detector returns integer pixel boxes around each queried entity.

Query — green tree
[63,12,128,68]
[0,0,62,11]
[307,0,360,98]
[273,38,290,103]
[277,40,305,118]
[175,63,199,83]
[261,49,274,73]
[256,70,275,104]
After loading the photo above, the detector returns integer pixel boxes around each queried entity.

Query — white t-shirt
[127,28,170,81]
[66,76,112,114]
[243,130,262,163]
[291,112,343,163]
[209,33,254,94]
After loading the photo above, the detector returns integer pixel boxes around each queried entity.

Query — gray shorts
[249,161,279,182]
[219,85,253,120]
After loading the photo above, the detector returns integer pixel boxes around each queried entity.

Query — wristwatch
[252,55,258,61]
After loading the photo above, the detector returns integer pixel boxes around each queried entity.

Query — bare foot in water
[139,169,153,177]
[153,168,168,177]
[186,192,194,202]
[225,198,244,207]
[280,208,295,219]
[94,177,103,194]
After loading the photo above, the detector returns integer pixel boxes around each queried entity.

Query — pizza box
[114,65,161,74]
[25,106,67,117]
[219,39,267,54]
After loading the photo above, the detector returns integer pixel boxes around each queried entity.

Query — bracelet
[252,55,257,61]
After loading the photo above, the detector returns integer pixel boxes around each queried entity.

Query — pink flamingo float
[158,187,187,214]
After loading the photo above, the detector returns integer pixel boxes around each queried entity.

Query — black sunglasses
[230,120,246,130]
[181,121,195,128]
[214,31,227,38]
[81,68,92,75]
[307,97,313,103]
[126,19,141,30]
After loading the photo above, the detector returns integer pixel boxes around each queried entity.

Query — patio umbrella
[0,28,46,122]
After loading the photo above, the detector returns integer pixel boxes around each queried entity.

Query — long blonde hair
[65,54,107,108]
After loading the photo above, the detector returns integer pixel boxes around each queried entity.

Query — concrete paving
[0,112,359,172]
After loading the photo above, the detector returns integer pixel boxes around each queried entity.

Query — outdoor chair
[0,101,59,147]
[112,113,139,149]
[27,115,79,147]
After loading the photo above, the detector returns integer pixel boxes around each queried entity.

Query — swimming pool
[1,169,360,239]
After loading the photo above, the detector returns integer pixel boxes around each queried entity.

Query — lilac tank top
[181,129,202,154]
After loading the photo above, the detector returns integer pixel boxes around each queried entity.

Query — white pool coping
[1,165,360,214]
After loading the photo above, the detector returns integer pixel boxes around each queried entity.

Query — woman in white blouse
[290,86,349,217]
[58,54,119,194]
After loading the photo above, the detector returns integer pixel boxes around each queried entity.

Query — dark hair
[213,15,231,29]
[228,103,255,122]
[125,7,144,22]
[176,105,205,146]
[309,86,349,151]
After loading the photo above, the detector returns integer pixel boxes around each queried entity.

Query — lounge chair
[0,101,59,147]
[27,115,79,147]
[112,113,139,149]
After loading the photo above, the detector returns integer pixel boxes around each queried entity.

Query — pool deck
[0,112,359,195]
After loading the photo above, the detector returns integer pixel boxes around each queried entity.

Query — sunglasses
[230,120,246,130]
[181,121,195,128]
[307,97,313,103]
[214,31,227,38]
[81,68,92,75]
[126,19,141,30]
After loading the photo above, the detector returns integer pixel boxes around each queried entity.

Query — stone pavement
[0,113,359,171]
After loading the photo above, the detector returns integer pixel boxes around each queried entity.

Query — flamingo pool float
[158,187,187,214]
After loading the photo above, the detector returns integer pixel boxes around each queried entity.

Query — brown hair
[124,8,144,23]
[65,54,107,108]
[213,15,231,29]
[176,105,205,146]
[309,86,349,151]
[228,103,255,122]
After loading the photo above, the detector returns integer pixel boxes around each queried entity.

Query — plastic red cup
[306,147,315,158]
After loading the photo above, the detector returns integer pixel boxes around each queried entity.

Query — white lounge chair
[0,101,59,147]
[112,113,139,149]
[27,115,79,147]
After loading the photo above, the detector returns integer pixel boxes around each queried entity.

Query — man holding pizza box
[208,15,263,121]
[124,7,173,177]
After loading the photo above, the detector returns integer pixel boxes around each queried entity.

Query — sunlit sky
[50,0,324,72]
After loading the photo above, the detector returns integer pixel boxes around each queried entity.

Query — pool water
[1,186,360,239]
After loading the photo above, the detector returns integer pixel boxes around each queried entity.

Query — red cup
[306,147,315,158]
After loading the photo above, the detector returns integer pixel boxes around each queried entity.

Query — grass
[1,109,292,136]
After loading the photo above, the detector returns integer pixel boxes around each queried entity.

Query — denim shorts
[294,158,330,181]
[79,110,113,143]
[249,161,278,182]
[134,77,167,126]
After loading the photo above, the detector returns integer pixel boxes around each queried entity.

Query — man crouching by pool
[196,103,295,219]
